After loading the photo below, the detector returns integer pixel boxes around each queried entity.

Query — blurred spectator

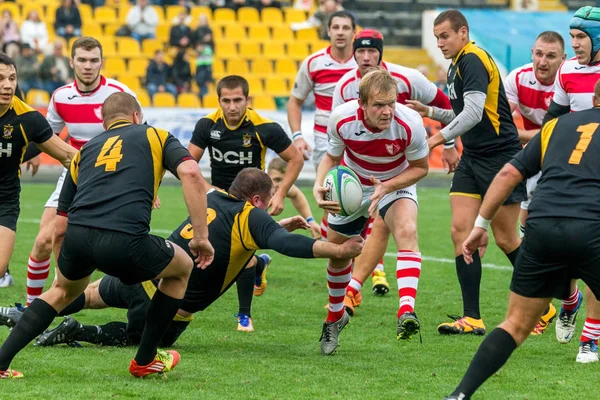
[195,42,213,99]
[291,0,343,40]
[20,10,49,54]
[226,0,247,12]
[417,64,430,78]
[0,9,20,59]
[198,0,226,11]
[169,9,193,49]
[80,0,106,7]
[174,1,193,24]
[293,0,313,10]
[126,0,159,43]
[172,49,192,94]
[435,66,448,94]
[193,15,214,50]
[146,50,178,98]
[39,40,74,94]
[55,0,83,42]
[15,44,41,95]
[254,0,281,11]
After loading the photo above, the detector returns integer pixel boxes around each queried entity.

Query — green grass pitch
[0,181,595,399]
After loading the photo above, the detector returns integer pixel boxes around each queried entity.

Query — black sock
[58,294,86,316]
[505,245,521,267]
[75,322,131,346]
[452,327,518,398]
[254,255,266,286]
[134,289,182,366]
[237,266,255,317]
[5,267,9,275]
[456,253,482,320]
[0,298,57,370]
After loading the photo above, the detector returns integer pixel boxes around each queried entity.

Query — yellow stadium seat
[165,5,186,22]
[271,26,294,42]
[212,59,225,78]
[103,23,121,37]
[178,93,201,108]
[251,59,274,78]
[0,3,20,21]
[251,95,276,111]
[25,89,50,107]
[239,41,261,60]
[262,41,286,60]
[214,8,236,23]
[150,5,165,24]
[275,59,297,76]
[202,94,219,109]
[265,77,289,96]
[296,28,319,41]
[82,24,103,38]
[246,76,264,95]
[137,90,151,108]
[156,23,171,42]
[117,37,141,59]
[284,8,307,24]
[261,7,283,26]
[287,42,309,61]
[311,40,330,52]
[128,58,149,78]
[78,4,93,23]
[153,92,176,107]
[103,58,126,78]
[115,75,141,93]
[191,6,212,25]
[248,25,270,41]
[224,25,247,41]
[237,7,259,24]
[117,4,133,23]
[142,39,164,58]
[97,37,117,58]
[211,26,224,41]
[227,59,249,75]
[94,6,117,25]
[214,42,237,59]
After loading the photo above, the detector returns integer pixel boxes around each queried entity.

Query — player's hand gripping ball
[323,166,363,217]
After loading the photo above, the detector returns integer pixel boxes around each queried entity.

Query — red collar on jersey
[357,107,382,133]
[74,75,106,96]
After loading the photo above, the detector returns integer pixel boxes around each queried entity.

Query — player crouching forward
[314,69,430,355]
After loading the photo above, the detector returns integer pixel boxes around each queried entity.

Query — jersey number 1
[95,135,123,172]
[569,123,600,165]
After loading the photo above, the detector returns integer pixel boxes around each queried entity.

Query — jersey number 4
[95,135,123,171]
[569,123,600,165]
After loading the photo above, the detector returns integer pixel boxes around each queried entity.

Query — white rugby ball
[323,166,363,216]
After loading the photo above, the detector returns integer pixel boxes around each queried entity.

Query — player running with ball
[314,69,429,355]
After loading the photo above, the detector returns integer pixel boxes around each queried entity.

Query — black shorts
[511,218,600,300]
[0,198,19,232]
[450,151,526,204]
[58,225,175,284]
[99,275,191,347]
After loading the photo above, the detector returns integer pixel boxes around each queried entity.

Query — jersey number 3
[95,135,124,171]
[569,123,600,165]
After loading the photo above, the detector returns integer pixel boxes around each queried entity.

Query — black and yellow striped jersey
[190,107,292,190]
[447,41,521,155]
[510,108,600,220]
[168,189,316,313]
[58,121,191,235]
[0,96,53,199]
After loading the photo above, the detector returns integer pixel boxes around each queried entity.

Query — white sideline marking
[18,218,512,270]
[384,252,512,271]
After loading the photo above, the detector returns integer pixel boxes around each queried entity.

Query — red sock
[346,278,363,297]
[326,262,351,322]
[562,286,580,311]
[396,250,422,317]
[320,217,328,240]
[27,256,51,306]
[580,318,600,345]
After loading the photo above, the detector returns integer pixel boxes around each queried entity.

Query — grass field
[0,181,596,399]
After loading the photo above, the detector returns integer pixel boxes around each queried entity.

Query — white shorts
[44,168,68,208]
[520,171,541,211]
[312,133,328,171]
[328,184,418,236]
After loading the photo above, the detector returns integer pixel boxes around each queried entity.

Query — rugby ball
[323,166,363,216]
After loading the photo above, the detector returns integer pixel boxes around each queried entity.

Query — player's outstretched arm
[177,160,214,268]
[37,134,77,168]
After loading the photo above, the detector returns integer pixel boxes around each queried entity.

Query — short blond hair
[358,69,398,104]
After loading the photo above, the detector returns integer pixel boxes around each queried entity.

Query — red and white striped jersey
[504,63,554,130]
[47,76,138,149]
[332,61,439,109]
[291,46,357,135]
[552,57,600,112]
[327,100,428,185]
